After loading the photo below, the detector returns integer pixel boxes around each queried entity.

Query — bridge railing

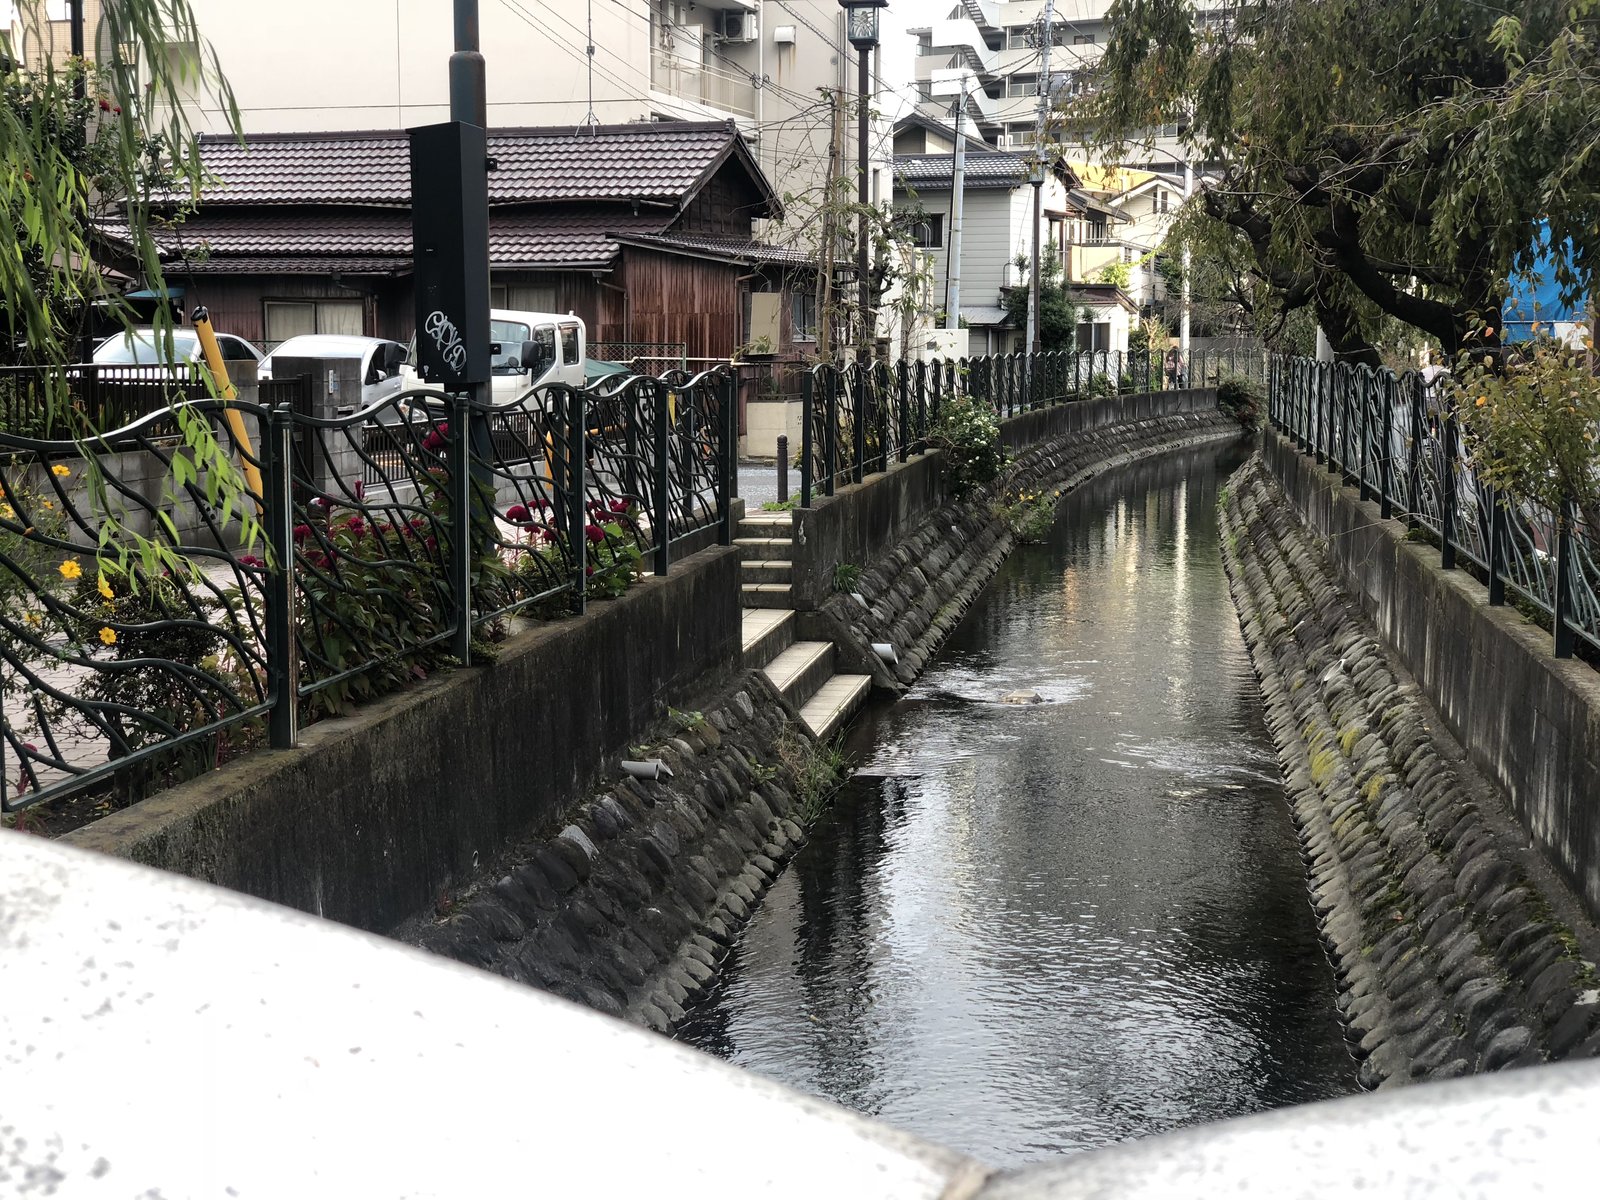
[0,366,733,814]
[1268,353,1599,661]
[796,347,1265,505]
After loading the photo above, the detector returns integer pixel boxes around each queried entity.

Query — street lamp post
[840,0,886,366]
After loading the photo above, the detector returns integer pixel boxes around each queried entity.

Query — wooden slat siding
[677,169,766,236]
[619,247,742,361]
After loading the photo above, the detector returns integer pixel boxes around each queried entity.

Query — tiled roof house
[124,121,814,361]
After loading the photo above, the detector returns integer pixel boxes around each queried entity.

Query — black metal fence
[0,366,733,812]
[0,363,214,440]
[1267,354,1600,660]
[798,347,1263,504]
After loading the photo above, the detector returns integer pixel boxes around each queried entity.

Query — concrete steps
[737,506,870,745]
[799,673,873,742]
[741,607,795,666]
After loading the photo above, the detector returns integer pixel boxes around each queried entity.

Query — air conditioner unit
[717,11,756,41]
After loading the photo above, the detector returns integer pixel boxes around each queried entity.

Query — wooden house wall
[618,247,744,360]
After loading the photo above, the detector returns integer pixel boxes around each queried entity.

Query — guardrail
[0,367,734,813]
[1268,354,1600,660]
[796,348,1265,505]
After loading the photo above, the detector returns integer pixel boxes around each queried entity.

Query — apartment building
[4,0,106,71]
[167,0,890,243]
[908,0,1216,174]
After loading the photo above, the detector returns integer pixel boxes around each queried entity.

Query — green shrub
[929,394,1005,499]
[833,561,862,592]
[1216,373,1264,432]
[999,487,1061,544]
[1086,372,1115,400]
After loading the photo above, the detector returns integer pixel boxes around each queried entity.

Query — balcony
[649,38,757,121]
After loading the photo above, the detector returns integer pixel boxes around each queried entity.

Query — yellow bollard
[190,306,265,507]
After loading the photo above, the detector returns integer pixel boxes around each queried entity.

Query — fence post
[825,368,838,497]
[1486,486,1505,605]
[916,359,928,442]
[1440,397,1458,570]
[897,360,909,463]
[263,404,298,749]
[568,385,587,613]
[1378,376,1394,520]
[448,390,474,663]
[718,372,734,546]
[1357,373,1372,500]
[654,380,671,575]
[801,370,814,507]
[852,363,866,484]
[1554,498,1576,657]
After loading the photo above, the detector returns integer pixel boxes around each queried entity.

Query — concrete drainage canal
[675,440,1361,1164]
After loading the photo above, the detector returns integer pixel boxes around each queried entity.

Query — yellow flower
[1476,396,1488,407]
[50,464,70,478]
[58,558,81,580]
[24,611,41,628]
[41,500,53,510]
[98,626,117,646]
[0,504,11,519]
[97,573,113,599]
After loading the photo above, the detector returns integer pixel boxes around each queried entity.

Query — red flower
[291,523,313,543]
[344,515,366,536]
[585,523,605,544]
[421,421,450,452]
[239,554,266,569]
[505,504,530,521]
[424,535,438,553]
[585,565,595,577]
[352,479,365,501]
[112,105,121,115]
[609,499,629,514]
[97,97,110,111]
[533,498,551,511]
[311,494,333,510]
[306,550,330,571]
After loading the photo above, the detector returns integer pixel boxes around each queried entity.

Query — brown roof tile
[184,122,774,211]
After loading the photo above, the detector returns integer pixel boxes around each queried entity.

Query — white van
[402,310,587,402]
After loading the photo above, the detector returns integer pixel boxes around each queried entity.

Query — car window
[559,325,580,368]
[490,320,532,375]
[96,331,199,365]
[219,336,257,362]
[527,325,557,377]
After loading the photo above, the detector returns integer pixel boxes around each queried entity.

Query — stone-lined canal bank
[402,408,1245,1039]
[1220,458,1600,1085]
[676,442,1357,1165]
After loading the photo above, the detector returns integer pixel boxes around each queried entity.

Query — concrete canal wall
[1222,456,1600,1085]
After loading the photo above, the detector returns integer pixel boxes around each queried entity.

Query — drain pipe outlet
[850,592,867,607]
[872,642,898,665]
[621,759,674,781]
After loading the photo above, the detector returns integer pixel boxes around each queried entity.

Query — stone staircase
[736,512,871,743]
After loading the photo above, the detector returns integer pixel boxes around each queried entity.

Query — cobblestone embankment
[399,674,813,1032]
[1221,458,1600,1086]
[825,410,1242,687]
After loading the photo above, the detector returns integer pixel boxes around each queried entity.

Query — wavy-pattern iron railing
[797,348,1261,505]
[1,367,732,813]
[1267,353,1595,660]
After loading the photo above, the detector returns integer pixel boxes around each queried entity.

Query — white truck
[402,309,588,402]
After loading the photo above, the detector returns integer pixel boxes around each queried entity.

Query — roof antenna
[577,0,599,136]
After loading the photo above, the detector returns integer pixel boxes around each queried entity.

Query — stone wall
[63,545,744,934]
[398,673,816,1029]
[1262,431,1600,922]
[1221,459,1600,1085]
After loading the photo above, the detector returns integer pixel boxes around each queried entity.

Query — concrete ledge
[63,546,744,933]
[1263,430,1600,922]
[999,387,1218,451]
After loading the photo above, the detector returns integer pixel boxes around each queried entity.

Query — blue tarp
[1504,222,1588,343]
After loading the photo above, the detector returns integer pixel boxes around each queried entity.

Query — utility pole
[1027,0,1056,354]
[817,90,840,362]
[1180,159,1193,362]
[945,88,967,332]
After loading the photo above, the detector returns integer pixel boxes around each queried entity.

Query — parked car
[258,335,409,411]
[400,310,587,404]
[92,327,265,369]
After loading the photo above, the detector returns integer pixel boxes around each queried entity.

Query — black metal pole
[857,48,870,371]
[801,371,814,507]
[450,0,487,126]
[264,404,297,749]
[654,382,671,575]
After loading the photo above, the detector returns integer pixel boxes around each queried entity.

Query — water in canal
[678,440,1359,1165]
